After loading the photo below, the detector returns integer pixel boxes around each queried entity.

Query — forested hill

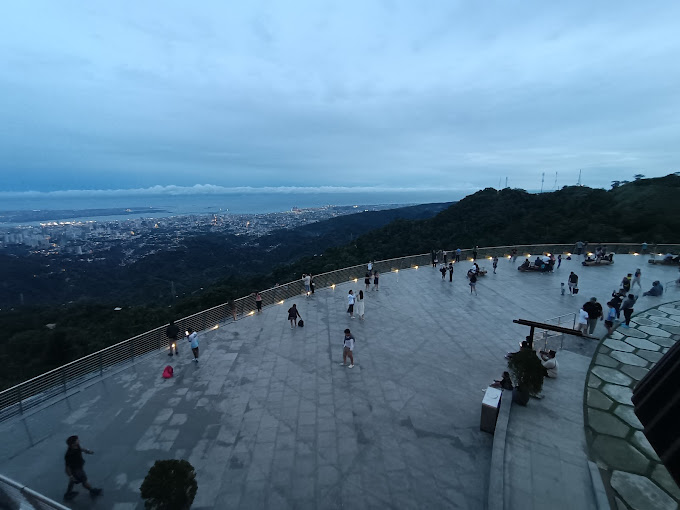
[286,174,680,276]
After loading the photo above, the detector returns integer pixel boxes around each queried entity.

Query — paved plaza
[0,253,678,509]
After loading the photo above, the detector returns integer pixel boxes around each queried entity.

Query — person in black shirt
[582,298,603,335]
[64,435,102,500]
[166,320,179,356]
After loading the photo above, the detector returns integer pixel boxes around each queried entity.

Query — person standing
[288,304,301,328]
[440,265,447,280]
[356,290,365,320]
[604,302,617,336]
[557,254,562,268]
[442,250,448,264]
[576,240,584,256]
[511,248,518,262]
[632,268,642,290]
[364,272,371,291]
[63,436,102,500]
[472,246,478,260]
[310,276,315,295]
[469,272,477,295]
[492,256,498,274]
[367,261,373,274]
[303,274,311,295]
[568,272,579,296]
[448,262,454,282]
[373,271,380,291]
[455,248,461,262]
[347,290,356,318]
[431,249,437,268]
[339,328,355,368]
[583,298,603,335]
[186,328,199,361]
[255,292,263,313]
[166,320,179,356]
[621,293,637,328]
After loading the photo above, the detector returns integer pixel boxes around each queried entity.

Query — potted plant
[507,348,544,405]
[140,459,198,510]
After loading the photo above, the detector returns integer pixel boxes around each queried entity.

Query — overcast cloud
[1,1,679,194]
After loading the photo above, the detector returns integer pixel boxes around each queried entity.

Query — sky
[1,1,679,197]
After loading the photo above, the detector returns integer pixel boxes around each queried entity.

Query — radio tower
[577,169,582,186]
[554,172,558,190]
[540,172,545,193]
[505,177,508,188]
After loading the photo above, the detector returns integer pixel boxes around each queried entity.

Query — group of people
[518,254,556,272]
[165,321,200,362]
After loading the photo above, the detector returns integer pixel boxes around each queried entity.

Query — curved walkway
[0,254,677,509]
[585,300,680,510]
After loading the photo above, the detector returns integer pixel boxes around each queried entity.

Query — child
[440,265,447,279]
[604,302,617,336]
[186,328,199,362]
[560,283,565,296]
[339,328,355,368]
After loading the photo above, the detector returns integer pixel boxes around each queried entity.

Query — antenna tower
[577,169,582,186]
[540,172,545,193]
[554,172,558,190]
[505,177,508,188]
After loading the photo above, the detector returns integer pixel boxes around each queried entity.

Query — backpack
[162,365,174,379]
[297,319,304,327]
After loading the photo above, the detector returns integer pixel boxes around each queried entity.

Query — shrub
[507,348,544,396]
[140,459,198,510]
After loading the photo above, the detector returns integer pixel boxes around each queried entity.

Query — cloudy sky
[1,1,679,195]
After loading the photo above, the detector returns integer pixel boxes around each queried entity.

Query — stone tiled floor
[586,301,680,510]
[0,253,678,509]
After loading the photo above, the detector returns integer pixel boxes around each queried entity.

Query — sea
[0,190,470,227]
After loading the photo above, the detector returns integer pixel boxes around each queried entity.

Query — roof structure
[0,253,678,509]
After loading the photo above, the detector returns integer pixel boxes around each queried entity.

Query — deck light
[211,325,219,330]
[507,255,511,259]
[633,253,639,256]
[414,265,419,269]
[353,278,358,282]
[395,269,399,273]
[249,311,255,316]
[588,252,593,256]
[566,253,571,256]
[279,300,285,304]
[331,284,336,289]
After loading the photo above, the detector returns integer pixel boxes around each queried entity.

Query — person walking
[63,435,102,500]
[469,272,477,295]
[568,272,579,296]
[632,268,642,290]
[455,248,461,262]
[576,307,589,334]
[583,298,603,335]
[557,254,562,268]
[448,262,454,282]
[166,320,179,356]
[621,293,637,328]
[347,290,356,318]
[364,272,371,291]
[339,328,355,368]
[373,271,380,291]
[492,256,498,274]
[186,328,199,361]
[288,304,301,328]
[356,290,365,320]
[255,292,263,313]
[439,265,447,280]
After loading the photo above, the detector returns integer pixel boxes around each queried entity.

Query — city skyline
[1,1,679,193]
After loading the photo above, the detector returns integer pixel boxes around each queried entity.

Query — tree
[611,181,621,189]
[140,459,198,510]
[634,174,645,181]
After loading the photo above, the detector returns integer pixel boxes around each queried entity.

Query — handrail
[0,473,71,510]
[0,242,675,421]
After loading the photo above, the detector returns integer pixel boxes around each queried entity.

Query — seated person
[643,281,664,296]
[520,258,531,269]
[534,256,543,267]
[505,338,532,359]
[491,371,514,390]
[664,253,674,262]
[621,275,631,293]
[584,254,595,262]
[539,350,558,378]
[608,253,614,262]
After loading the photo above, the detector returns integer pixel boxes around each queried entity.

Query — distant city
[0,204,406,265]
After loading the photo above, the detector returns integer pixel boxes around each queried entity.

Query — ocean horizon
[0,187,471,226]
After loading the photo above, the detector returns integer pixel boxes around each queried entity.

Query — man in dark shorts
[64,435,102,500]
[166,320,179,356]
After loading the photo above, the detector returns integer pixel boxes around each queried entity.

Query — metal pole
[98,352,103,378]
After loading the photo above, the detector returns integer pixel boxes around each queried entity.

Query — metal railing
[0,474,70,510]
[537,312,578,351]
[0,242,677,422]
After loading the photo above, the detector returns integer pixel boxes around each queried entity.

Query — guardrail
[0,474,70,510]
[0,242,677,422]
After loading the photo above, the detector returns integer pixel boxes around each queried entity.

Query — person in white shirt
[577,307,589,334]
[303,274,311,294]
[339,328,355,368]
[186,328,199,362]
[347,290,355,318]
[540,350,558,378]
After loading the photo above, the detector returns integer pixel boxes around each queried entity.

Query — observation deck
[1,247,679,509]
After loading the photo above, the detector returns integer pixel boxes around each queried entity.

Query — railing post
[130,339,135,362]
[17,386,23,415]
[98,352,103,377]
[61,367,67,393]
